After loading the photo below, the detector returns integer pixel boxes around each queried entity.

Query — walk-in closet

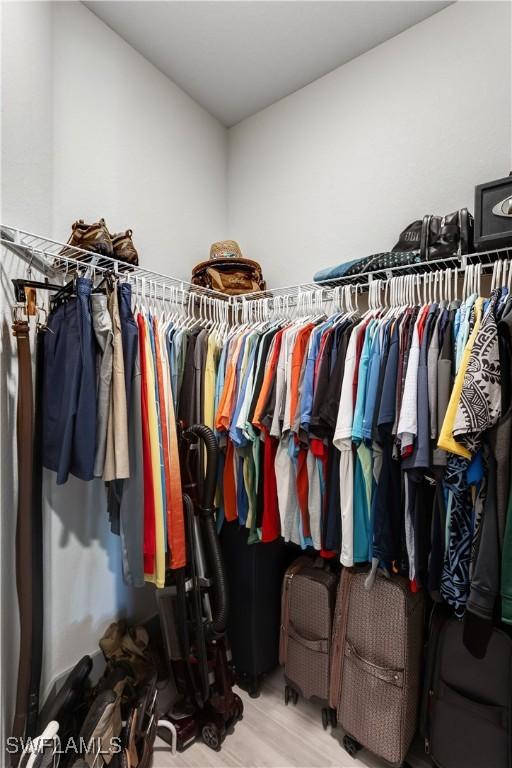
[1,2,512,767]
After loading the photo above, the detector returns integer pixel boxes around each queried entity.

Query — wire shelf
[3,224,512,311]
[238,246,512,303]
[0,225,231,304]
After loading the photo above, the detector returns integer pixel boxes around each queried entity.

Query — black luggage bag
[220,521,293,696]
[423,612,512,768]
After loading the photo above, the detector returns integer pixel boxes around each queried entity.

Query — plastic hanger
[507,260,512,294]
[491,259,498,291]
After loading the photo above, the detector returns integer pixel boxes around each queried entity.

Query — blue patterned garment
[441,291,501,617]
[440,454,482,617]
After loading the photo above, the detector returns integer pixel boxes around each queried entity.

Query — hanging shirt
[428,302,448,440]
[362,325,383,442]
[155,315,186,569]
[452,298,501,452]
[397,304,429,455]
[138,312,165,588]
[136,312,156,578]
[438,298,484,458]
[352,320,376,443]
[334,324,360,567]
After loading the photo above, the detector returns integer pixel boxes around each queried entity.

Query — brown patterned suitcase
[331,569,424,767]
[279,556,338,729]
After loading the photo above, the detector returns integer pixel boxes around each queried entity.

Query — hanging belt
[26,327,44,736]
[11,318,34,759]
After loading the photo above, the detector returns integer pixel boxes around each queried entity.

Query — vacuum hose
[183,424,229,637]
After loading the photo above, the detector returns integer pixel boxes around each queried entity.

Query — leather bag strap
[288,623,329,654]
[344,642,404,687]
[420,215,432,261]
[459,208,469,255]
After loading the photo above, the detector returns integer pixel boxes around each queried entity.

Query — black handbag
[418,209,473,261]
[345,209,473,277]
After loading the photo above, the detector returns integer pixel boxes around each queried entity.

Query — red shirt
[261,433,281,542]
[137,313,156,577]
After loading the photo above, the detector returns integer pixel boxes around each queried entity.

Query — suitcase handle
[345,642,404,688]
[289,623,329,654]
[279,558,311,666]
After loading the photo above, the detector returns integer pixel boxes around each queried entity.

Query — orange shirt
[153,317,186,569]
[289,324,315,431]
[215,334,244,432]
[252,329,285,430]
[215,333,245,522]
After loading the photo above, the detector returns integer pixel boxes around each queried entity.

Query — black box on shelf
[475,173,512,250]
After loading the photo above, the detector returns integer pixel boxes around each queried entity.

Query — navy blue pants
[118,282,138,411]
[43,278,96,484]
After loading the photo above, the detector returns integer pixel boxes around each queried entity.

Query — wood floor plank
[153,670,429,768]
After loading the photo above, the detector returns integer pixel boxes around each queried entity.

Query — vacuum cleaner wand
[182,424,229,638]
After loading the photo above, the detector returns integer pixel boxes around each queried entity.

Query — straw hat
[209,240,244,260]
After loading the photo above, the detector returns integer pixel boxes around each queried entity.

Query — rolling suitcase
[279,556,338,729]
[423,614,512,768]
[331,569,424,767]
[220,520,294,696]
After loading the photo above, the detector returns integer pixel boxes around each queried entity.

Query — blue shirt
[352,321,376,443]
[362,324,384,441]
[300,322,330,432]
[230,335,259,447]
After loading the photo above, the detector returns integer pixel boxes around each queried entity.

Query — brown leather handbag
[192,258,266,295]
[191,241,266,295]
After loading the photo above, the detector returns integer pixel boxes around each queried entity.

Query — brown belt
[27,327,45,737]
[11,319,34,759]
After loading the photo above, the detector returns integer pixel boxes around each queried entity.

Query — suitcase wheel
[285,685,298,706]
[248,680,261,699]
[202,722,223,751]
[321,708,329,730]
[234,694,244,721]
[329,708,337,728]
[343,734,362,758]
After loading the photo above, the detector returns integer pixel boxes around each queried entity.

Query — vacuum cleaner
[156,424,243,752]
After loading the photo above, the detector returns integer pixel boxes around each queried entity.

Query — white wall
[227,1,512,286]
[2,1,228,275]
[1,0,511,747]
[1,2,55,751]
[0,0,228,743]
[51,1,227,275]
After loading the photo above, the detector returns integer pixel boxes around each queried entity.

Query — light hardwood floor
[153,670,430,768]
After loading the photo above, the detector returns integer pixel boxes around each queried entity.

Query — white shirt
[396,310,422,451]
